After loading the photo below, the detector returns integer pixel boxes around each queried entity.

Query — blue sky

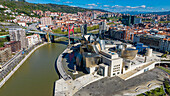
[26,0,170,12]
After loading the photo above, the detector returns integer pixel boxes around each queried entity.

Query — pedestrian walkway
[54,74,103,96]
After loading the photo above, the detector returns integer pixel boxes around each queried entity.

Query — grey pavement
[74,68,168,96]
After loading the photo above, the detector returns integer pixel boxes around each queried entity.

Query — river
[0,43,66,96]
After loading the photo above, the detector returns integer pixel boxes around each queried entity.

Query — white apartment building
[26,34,42,48]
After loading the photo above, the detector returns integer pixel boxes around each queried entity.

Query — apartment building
[26,34,42,48]
[9,29,27,49]
[5,41,21,53]
[40,17,52,26]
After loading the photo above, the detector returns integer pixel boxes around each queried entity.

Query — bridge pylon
[46,32,50,43]
[68,23,74,45]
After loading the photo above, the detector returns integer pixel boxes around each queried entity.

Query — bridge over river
[27,30,82,43]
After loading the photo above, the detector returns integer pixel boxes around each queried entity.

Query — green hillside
[0,0,90,16]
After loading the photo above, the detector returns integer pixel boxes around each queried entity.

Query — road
[2,51,21,68]
[87,29,99,33]
[0,52,24,81]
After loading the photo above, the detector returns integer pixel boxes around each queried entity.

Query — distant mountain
[148,11,170,15]
[121,11,148,15]
[121,11,170,15]
[91,9,110,12]
[1,0,25,2]
[10,0,25,2]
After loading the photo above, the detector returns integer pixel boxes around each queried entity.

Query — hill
[91,9,110,12]
[0,0,90,16]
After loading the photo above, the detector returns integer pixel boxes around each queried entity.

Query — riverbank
[0,42,48,88]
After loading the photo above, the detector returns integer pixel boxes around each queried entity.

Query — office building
[159,38,170,52]
[92,12,97,19]
[121,16,131,26]
[139,35,162,50]
[134,18,142,24]
[80,24,87,36]
[131,16,135,25]
[122,16,141,26]
[99,20,107,38]
[135,43,149,53]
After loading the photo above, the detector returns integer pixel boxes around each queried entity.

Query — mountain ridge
[0,0,110,15]
[121,11,170,15]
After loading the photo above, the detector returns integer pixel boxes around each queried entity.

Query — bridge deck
[27,31,81,39]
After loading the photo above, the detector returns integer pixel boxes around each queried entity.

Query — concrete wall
[86,66,97,74]
[125,62,155,80]
[123,61,153,74]
[110,58,123,77]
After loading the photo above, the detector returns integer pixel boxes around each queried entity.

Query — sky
[26,0,170,12]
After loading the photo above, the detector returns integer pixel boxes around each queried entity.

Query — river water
[0,43,66,96]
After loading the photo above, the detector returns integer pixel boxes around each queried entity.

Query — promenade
[56,48,72,80]
[0,42,47,88]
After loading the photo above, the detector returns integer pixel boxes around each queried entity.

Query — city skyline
[27,0,170,12]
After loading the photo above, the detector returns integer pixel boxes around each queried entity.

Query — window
[114,65,120,67]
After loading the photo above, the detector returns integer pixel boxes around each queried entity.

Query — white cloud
[63,1,73,4]
[87,4,97,6]
[70,5,77,7]
[126,6,131,8]
[53,0,60,2]
[103,5,110,7]
[89,6,94,9]
[147,7,153,9]
[140,5,146,8]
[112,5,122,8]
[162,8,164,10]
[125,5,146,9]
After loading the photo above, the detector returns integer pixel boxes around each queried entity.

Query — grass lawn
[158,66,170,74]
[137,86,165,96]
